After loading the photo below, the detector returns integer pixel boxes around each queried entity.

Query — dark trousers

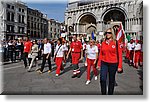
[8,50,13,62]
[40,54,51,72]
[38,50,42,60]
[100,61,118,95]
[23,52,31,67]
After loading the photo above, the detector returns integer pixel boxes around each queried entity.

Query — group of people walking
[125,38,143,69]
[1,26,142,95]
[18,27,125,95]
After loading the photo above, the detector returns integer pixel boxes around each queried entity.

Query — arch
[101,7,128,20]
[86,25,97,35]
[77,12,97,24]
[87,24,97,30]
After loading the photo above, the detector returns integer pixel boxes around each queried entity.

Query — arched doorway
[78,14,97,40]
[103,9,126,30]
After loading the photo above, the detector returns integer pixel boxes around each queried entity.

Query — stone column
[97,21,103,32]
[125,20,127,31]
[127,19,129,31]
[76,23,79,34]
[128,19,130,31]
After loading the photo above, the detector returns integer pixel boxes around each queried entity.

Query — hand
[66,55,69,59]
[97,66,100,70]
[46,56,49,59]
[118,68,122,72]
[94,60,97,65]
[79,57,83,61]
[85,61,87,66]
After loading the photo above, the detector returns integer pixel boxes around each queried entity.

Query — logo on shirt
[112,45,115,49]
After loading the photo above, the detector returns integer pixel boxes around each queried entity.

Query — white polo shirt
[55,44,66,57]
[86,45,98,59]
[134,43,141,51]
[127,43,135,51]
[43,43,51,54]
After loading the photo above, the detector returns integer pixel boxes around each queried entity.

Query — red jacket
[70,41,82,53]
[24,41,32,53]
[97,40,122,69]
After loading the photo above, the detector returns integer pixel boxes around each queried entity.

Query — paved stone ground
[1,58,143,95]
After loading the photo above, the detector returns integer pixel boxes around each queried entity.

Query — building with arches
[65,0,143,41]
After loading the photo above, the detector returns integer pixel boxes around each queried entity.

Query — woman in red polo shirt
[97,28,123,95]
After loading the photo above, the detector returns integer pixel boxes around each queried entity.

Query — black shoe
[72,74,77,78]
[27,69,31,72]
[77,73,81,78]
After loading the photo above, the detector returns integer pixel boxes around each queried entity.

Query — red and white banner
[116,23,125,43]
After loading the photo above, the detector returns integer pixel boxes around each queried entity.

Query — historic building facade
[48,19,61,39]
[0,0,27,40]
[27,8,48,39]
[65,0,143,41]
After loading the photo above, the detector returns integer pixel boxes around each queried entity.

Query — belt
[72,52,80,53]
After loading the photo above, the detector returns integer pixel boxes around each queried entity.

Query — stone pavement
[1,58,143,95]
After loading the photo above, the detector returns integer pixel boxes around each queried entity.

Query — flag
[126,35,131,42]
[116,23,125,43]
[91,31,95,40]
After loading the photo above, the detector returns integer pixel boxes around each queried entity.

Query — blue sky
[24,1,68,22]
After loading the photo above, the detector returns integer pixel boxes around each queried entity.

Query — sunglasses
[105,32,112,34]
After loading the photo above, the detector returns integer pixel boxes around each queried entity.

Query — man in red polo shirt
[23,37,32,68]
[66,35,83,78]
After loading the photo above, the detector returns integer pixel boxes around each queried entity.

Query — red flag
[116,23,125,43]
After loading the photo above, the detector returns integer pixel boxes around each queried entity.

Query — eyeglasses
[105,32,112,34]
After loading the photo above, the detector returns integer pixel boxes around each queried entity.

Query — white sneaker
[86,80,91,85]
[56,74,59,77]
[95,76,98,80]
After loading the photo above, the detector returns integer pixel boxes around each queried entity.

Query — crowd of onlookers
[0,38,75,63]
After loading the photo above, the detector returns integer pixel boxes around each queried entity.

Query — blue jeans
[100,61,118,95]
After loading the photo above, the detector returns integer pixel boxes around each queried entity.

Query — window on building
[27,16,29,20]
[6,25,10,32]
[31,23,33,29]
[34,23,36,29]
[34,31,36,37]
[51,27,52,31]
[18,27,24,33]
[19,8,21,12]
[27,22,30,28]
[22,9,24,13]
[18,15,21,23]
[22,27,24,33]
[7,4,11,9]
[11,13,14,22]
[11,26,14,33]
[22,15,24,23]
[12,6,14,10]
[7,12,10,21]
[27,30,30,36]
[31,31,33,37]
[54,28,56,32]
